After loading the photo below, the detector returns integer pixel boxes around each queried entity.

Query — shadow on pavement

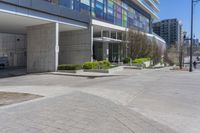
[0,67,27,78]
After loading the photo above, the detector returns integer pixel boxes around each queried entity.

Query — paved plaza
[0,68,200,133]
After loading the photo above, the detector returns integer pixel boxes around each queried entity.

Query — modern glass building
[44,0,159,32]
[0,0,165,72]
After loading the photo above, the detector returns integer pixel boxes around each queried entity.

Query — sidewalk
[0,92,177,133]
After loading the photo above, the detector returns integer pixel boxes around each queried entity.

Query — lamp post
[190,0,200,72]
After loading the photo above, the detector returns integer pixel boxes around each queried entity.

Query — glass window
[56,0,150,32]
[106,0,114,23]
[59,0,74,9]
[80,0,90,5]
[80,0,91,15]
[114,4,122,26]
[122,9,127,27]
[93,0,104,19]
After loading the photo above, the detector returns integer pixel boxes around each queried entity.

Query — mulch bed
[0,92,42,106]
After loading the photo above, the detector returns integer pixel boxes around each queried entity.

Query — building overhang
[146,33,166,43]
[92,19,165,48]
[92,19,127,32]
[0,8,87,34]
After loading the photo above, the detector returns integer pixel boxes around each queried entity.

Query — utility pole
[190,0,194,72]
[190,0,200,72]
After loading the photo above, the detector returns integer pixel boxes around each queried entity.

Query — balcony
[145,0,159,12]
[133,0,159,19]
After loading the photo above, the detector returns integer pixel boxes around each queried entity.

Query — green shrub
[98,60,111,69]
[133,58,150,64]
[83,60,111,70]
[83,61,98,69]
[58,64,82,70]
[58,64,66,70]
[66,64,82,70]
[123,58,131,64]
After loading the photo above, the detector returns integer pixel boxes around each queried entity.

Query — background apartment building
[0,0,165,72]
[153,18,182,48]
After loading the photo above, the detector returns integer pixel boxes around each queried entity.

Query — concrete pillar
[59,27,92,64]
[27,23,59,73]
[102,42,109,61]
[90,26,94,62]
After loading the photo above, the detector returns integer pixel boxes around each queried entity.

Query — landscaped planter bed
[0,92,42,106]
[57,70,83,73]
[57,64,83,73]
[84,66,124,73]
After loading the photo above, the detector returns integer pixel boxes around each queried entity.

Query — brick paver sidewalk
[0,92,176,133]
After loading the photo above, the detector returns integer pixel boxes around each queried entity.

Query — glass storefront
[43,0,150,32]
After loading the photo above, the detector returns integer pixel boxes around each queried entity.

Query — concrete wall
[27,23,59,73]
[59,28,93,64]
[0,33,26,67]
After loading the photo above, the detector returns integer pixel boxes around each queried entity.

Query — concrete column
[90,26,94,62]
[59,27,92,64]
[27,23,59,73]
[102,42,109,61]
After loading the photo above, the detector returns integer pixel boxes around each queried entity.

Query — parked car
[0,57,9,69]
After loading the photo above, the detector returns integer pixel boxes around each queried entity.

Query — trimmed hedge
[98,60,111,69]
[83,60,111,70]
[59,60,111,70]
[133,58,150,64]
[58,64,82,70]
[82,61,98,69]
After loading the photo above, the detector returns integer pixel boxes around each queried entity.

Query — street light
[190,0,200,72]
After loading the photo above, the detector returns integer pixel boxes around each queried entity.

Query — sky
[158,0,200,39]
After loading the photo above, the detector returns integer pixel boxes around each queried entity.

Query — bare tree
[151,39,162,65]
[167,45,179,65]
[127,29,152,59]
[128,29,138,59]
[127,28,162,65]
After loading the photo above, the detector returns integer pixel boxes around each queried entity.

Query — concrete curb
[49,72,121,78]
[83,66,124,74]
